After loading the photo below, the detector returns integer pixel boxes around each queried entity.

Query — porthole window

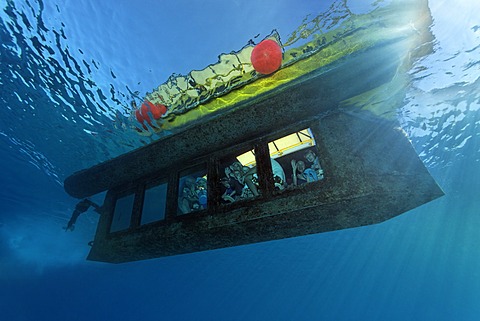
[177,165,208,215]
[218,148,258,204]
[141,181,168,225]
[110,193,135,232]
[267,128,324,189]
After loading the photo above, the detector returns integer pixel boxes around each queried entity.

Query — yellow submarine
[64,0,443,263]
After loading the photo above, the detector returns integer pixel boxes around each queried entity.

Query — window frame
[175,162,210,217]
[108,185,141,234]
[106,119,328,235]
[139,177,169,226]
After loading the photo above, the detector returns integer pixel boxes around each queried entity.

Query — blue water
[1,0,479,320]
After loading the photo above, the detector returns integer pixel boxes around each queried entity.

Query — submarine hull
[86,110,443,263]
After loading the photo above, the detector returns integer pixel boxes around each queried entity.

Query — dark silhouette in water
[65,199,101,231]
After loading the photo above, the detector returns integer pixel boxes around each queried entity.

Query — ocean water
[1,0,479,320]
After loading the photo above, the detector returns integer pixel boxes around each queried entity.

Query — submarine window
[177,165,208,215]
[218,148,258,204]
[110,193,135,232]
[141,181,168,225]
[267,128,324,188]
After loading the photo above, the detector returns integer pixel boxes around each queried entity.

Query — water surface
[0,0,479,320]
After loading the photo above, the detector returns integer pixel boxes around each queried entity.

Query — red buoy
[135,109,144,123]
[141,101,167,121]
[145,101,161,120]
[157,104,167,116]
[140,103,152,124]
[134,100,167,132]
[135,109,148,131]
[149,102,167,119]
[250,39,282,75]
